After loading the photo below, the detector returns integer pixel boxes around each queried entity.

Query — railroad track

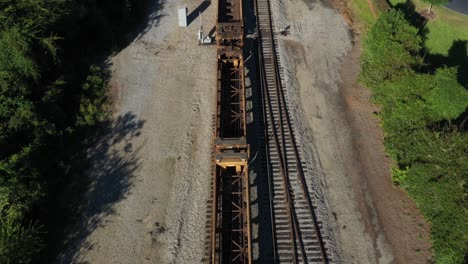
[255,0,330,262]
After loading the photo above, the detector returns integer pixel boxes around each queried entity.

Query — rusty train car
[207,0,251,263]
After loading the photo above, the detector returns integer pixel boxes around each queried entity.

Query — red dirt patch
[339,40,433,263]
[420,10,437,20]
[331,2,434,263]
[367,0,378,18]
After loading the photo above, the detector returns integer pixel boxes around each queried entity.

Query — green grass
[425,17,468,55]
[389,0,406,5]
[348,0,377,28]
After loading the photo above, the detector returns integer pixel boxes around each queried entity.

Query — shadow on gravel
[54,113,145,263]
[41,0,166,262]
[187,1,211,26]
[128,0,167,44]
[243,0,276,262]
[58,0,167,87]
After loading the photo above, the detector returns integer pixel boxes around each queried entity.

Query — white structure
[197,29,212,45]
[178,5,188,27]
[197,11,212,45]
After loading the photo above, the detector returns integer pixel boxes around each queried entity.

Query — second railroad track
[255,0,330,262]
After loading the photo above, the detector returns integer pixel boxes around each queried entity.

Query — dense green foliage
[361,9,468,263]
[0,0,148,262]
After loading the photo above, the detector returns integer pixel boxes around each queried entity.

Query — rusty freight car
[206,0,251,263]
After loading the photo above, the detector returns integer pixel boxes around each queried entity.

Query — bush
[360,9,422,87]
[360,9,468,264]
[0,216,42,264]
[76,66,110,127]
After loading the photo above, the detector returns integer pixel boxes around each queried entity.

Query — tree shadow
[393,1,468,88]
[39,0,169,258]
[425,40,468,87]
[394,1,429,43]
[242,0,276,262]
[50,112,145,263]
[389,2,468,131]
[432,41,468,131]
[58,0,167,90]
[21,0,172,262]
[125,0,168,44]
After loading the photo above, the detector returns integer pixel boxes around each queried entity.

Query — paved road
[446,0,468,15]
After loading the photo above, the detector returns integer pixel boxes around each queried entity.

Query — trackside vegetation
[360,9,468,264]
[0,1,148,263]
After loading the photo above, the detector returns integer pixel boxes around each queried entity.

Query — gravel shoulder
[58,1,216,263]
[272,0,433,263]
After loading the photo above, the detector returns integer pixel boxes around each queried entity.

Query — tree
[0,147,44,263]
[0,2,65,262]
[424,67,468,122]
[0,216,42,264]
[360,9,422,87]
[76,66,110,127]
[361,9,468,263]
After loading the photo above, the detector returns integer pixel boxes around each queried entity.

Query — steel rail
[254,0,329,262]
[255,10,300,263]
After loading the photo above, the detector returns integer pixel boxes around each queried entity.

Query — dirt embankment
[273,0,433,263]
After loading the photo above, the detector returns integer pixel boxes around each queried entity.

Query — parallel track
[255,0,329,262]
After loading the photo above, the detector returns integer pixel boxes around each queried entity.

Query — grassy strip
[347,0,378,29]
[358,7,468,264]
[345,1,468,263]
